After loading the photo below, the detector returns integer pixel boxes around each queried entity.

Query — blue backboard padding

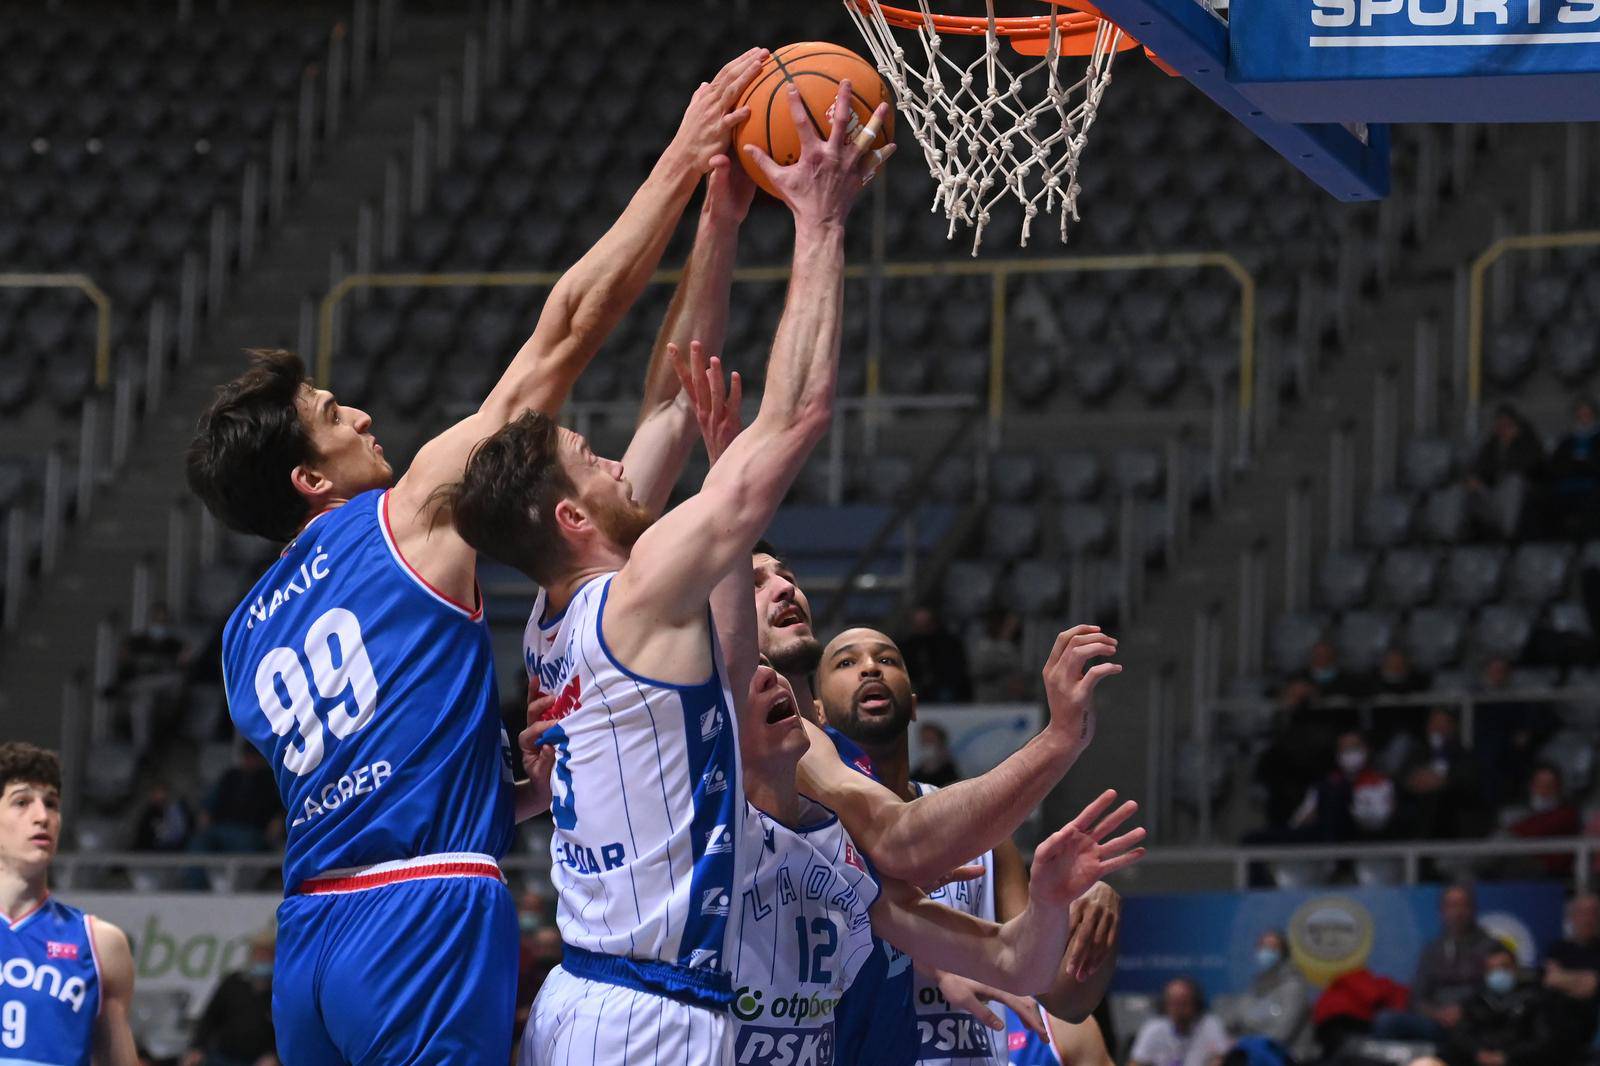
[1229,0,1600,121]
[1093,0,1391,201]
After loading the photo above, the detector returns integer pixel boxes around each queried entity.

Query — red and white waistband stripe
[297,852,504,895]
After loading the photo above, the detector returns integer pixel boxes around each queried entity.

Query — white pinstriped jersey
[524,573,744,979]
[730,801,881,1066]
[911,782,1008,1066]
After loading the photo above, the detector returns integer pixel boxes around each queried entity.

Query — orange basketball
[734,42,896,200]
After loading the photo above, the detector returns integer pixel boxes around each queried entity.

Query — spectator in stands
[132,781,192,852]
[910,722,960,787]
[1375,883,1500,1043]
[1547,396,1600,539]
[1129,976,1232,1066]
[1371,645,1433,749]
[1466,402,1545,539]
[1273,730,1397,844]
[183,927,277,1066]
[516,886,561,1030]
[1397,708,1486,839]
[1302,639,1364,700]
[1438,946,1562,1066]
[899,604,973,702]
[110,601,193,751]
[1313,964,1410,1054]
[1475,657,1559,811]
[1502,764,1580,877]
[190,746,282,853]
[970,608,1027,701]
[1543,894,1600,1058]
[1222,930,1312,1058]
[1250,678,1334,835]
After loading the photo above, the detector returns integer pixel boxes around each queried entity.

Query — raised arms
[385,49,766,600]
[796,626,1120,885]
[602,83,891,683]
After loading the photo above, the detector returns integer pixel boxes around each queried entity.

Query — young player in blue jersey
[186,47,770,1065]
[1001,1003,1115,1066]
[817,628,1123,1066]
[0,743,138,1066]
[450,81,894,1065]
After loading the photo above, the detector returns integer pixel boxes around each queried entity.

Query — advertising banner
[61,891,281,1014]
[1114,880,1565,996]
[1228,0,1600,121]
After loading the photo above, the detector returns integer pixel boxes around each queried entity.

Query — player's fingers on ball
[721,107,753,132]
[742,142,786,182]
[781,87,818,147]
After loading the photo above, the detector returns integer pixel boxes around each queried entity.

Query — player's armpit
[89,919,140,1066]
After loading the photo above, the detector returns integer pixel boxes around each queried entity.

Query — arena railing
[314,251,1257,455]
[1466,227,1600,432]
[47,835,1591,896]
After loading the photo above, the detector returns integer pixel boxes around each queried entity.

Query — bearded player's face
[817,629,916,746]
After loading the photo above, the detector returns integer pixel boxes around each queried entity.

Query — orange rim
[850,0,1143,55]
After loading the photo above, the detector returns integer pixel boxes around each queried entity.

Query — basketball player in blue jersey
[186,48,770,1065]
[449,82,894,1065]
[817,627,1123,1066]
[1001,1003,1114,1066]
[0,743,138,1066]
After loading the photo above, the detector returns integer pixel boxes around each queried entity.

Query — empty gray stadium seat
[984,505,1040,560]
[1421,484,1469,543]
[1360,491,1415,548]
[855,455,914,504]
[943,560,999,617]
[1059,504,1112,556]
[1506,542,1572,605]
[1269,612,1327,674]
[1337,610,1397,672]
[1067,355,1119,404]
[989,452,1041,503]
[1485,323,1537,387]
[1317,550,1375,611]
[929,454,977,504]
[1053,452,1104,501]
[1443,545,1507,606]
[1547,600,1594,639]
[1403,605,1465,670]
[1520,274,1570,322]
[1007,351,1059,404]
[1112,449,1163,499]
[1471,604,1535,659]
[1132,351,1185,403]
[1547,321,1598,384]
[1377,548,1438,608]
[1005,559,1065,614]
[1401,437,1455,493]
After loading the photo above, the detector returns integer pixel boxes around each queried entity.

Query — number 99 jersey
[222,490,514,891]
[729,803,881,1066]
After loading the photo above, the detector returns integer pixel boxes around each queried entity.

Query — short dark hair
[753,539,786,565]
[0,743,60,794]
[447,411,576,586]
[186,349,316,542]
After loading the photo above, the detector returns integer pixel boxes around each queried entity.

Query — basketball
[734,42,896,199]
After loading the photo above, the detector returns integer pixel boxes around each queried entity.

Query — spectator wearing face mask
[183,929,278,1066]
[1439,948,1563,1066]
[1222,931,1312,1059]
[1543,895,1600,1060]
[1278,731,1397,844]
[1375,884,1501,1042]
[1503,764,1580,878]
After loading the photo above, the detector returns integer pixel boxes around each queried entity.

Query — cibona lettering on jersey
[222,490,514,891]
[0,899,101,1066]
[523,574,743,992]
[912,782,1007,1066]
[729,804,880,1066]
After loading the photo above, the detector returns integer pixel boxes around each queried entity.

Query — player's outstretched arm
[604,84,890,677]
[796,626,1119,885]
[90,919,140,1066]
[619,159,753,517]
[385,50,765,572]
[868,791,1145,995]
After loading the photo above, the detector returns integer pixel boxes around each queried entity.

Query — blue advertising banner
[1227,0,1600,121]
[1114,881,1565,997]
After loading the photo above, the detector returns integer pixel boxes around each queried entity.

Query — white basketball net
[844,0,1124,254]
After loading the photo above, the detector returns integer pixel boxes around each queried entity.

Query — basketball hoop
[843,0,1143,253]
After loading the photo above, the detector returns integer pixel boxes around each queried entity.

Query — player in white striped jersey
[816,628,1124,1066]
[453,80,893,1066]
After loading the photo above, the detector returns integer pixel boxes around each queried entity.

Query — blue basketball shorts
[273,853,518,1065]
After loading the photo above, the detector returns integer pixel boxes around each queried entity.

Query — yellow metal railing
[319,252,1256,428]
[0,273,112,388]
[1468,229,1600,413]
